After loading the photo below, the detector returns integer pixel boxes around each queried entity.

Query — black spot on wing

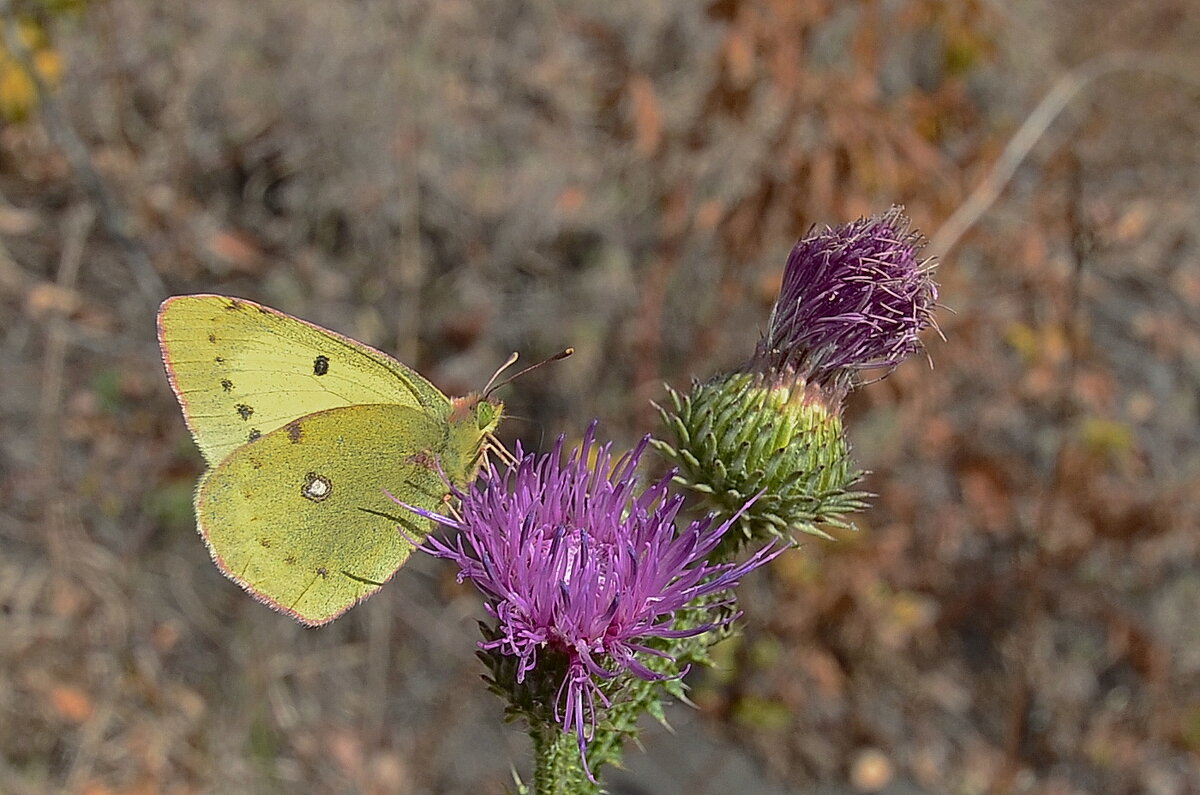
[316,567,328,578]
[208,333,217,343]
[313,355,330,376]
[287,421,303,443]
[215,356,225,364]
[221,379,233,392]
[248,429,262,442]
[236,404,254,420]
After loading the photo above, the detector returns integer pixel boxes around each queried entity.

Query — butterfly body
[157,294,501,625]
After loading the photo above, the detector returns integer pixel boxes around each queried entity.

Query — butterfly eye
[476,403,500,430]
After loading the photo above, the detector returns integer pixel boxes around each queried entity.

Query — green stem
[531,724,600,795]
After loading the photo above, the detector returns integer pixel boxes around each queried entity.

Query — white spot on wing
[302,472,332,502]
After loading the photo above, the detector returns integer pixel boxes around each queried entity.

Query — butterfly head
[445,393,504,486]
[449,393,504,436]
[446,348,571,481]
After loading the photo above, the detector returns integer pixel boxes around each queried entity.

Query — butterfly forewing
[157,294,449,465]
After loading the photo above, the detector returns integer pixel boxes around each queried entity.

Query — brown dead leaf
[327,726,365,777]
[894,125,945,175]
[368,752,411,795]
[756,267,783,308]
[49,683,94,724]
[0,204,38,235]
[850,748,895,792]
[1073,369,1116,410]
[81,781,158,795]
[627,74,663,157]
[1126,390,1156,423]
[802,648,846,698]
[50,577,89,618]
[808,149,835,218]
[722,28,756,88]
[1112,201,1151,242]
[168,684,207,725]
[695,199,724,231]
[152,620,182,653]
[83,777,159,795]
[959,466,1012,534]
[1019,225,1048,272]
[555,185,587,215]
[1171,267,1200,306]
[1022,361,1058,398]
[25,282,83,318]
[923,415,955,458]
[204,228,265,273]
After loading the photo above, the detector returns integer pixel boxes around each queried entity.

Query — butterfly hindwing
[196,403,455,625]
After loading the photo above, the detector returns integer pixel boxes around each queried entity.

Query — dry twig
[930,51,1200,258]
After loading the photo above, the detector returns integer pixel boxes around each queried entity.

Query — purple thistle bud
[751,205,938,392]
[396,423,781,774]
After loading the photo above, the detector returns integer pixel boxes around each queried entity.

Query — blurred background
[1,1,1198,793]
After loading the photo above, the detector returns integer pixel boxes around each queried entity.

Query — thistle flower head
[751,205,937,392]
[401,423,780,773]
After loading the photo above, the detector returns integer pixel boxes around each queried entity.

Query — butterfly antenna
[483,348,574,399]
[481,352,521,396]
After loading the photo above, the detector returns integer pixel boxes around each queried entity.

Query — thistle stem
[532,724,599,795]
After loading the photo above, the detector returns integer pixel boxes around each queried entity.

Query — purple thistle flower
[397,423,781,771]
[752,205,938,391]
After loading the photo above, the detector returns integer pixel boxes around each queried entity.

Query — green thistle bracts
[653,372,867,547]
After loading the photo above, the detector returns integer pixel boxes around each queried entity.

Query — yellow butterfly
[157,294,502,625]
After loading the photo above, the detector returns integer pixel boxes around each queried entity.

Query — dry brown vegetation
[1,1,1199,792]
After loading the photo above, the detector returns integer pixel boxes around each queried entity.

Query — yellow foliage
[731,695,792,731]
[1078,417,1136,463]
[0,17,65,121]
[1004,321,1041,365]
[34,45,62,82]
